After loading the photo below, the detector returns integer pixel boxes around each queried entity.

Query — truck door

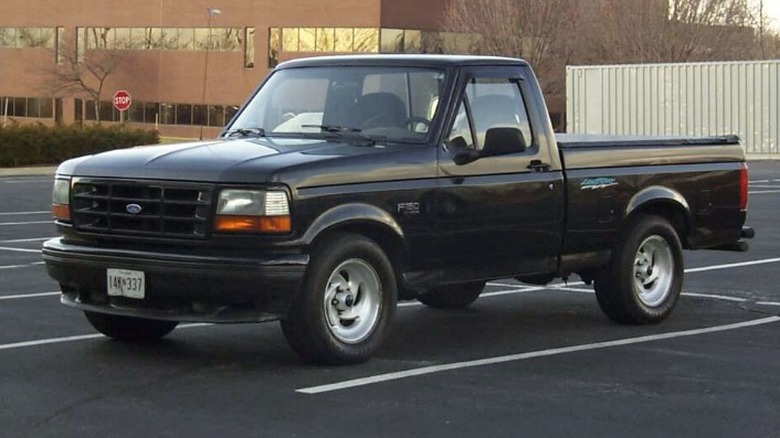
[435,66,564,281]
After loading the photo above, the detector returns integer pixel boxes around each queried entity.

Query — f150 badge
[397,202,420,215]
[580,177,618,190]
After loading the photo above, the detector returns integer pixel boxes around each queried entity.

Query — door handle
[527,160,551,172]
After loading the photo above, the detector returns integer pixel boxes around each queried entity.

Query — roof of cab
[276,54,530,69]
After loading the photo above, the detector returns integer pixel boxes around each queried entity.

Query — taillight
[739,162,748,212]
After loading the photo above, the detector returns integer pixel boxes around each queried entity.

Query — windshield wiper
[300,124,375,146]
[224,127,266,138]
[302,124,362,133]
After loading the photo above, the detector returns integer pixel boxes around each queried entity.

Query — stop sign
[113,90,132,112]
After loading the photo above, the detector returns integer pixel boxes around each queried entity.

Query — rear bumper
[42,238,308,323]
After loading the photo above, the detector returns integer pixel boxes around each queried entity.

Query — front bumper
[42,238,308,323]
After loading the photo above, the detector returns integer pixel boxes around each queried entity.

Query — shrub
[0,122,159,167]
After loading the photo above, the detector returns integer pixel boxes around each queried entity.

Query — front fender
[301,203,405,246]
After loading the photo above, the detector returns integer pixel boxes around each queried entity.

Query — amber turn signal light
[215,215,291,233]
[52,203,71,221]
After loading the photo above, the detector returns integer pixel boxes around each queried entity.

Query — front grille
[71,179,214,240]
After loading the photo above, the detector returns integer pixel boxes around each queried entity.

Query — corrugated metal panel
[566,60,780,156]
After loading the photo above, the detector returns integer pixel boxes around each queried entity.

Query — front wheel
[594,215,684,324]
[84,311,178,342]
[281,233,397,365]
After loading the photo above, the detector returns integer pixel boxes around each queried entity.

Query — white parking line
[1,179,52,184]
[0,261,44,270]
[0,246,42,254]
[685,258,780,273]
[0,323,210,352]
[0,291,59,300]
[296,316,780,394]
[0,211,50,216]
[0,237,53,243]
[0,221,52,226]
[750,190,780,194]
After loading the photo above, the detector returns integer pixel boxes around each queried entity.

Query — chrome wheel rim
[322,258,382,344]
[633,235,674,307]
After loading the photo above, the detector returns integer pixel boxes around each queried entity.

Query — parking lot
[1,161,779,437]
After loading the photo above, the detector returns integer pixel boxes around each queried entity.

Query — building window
[75,99,83,122]
[268,27,280,68]
[0,27,55,49]
[380,29,404,53]
[76,99,239,127]
[208,105,225,127]
[55,27,64,64]
[192,104,207,126]
[244,27,255,68]
[143,102,159,124]
[334,28,353,52]
[0,96,54,119]
[83,27,245,52]
[76,27,84,63]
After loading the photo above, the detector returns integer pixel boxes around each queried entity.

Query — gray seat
[354,92,407,129]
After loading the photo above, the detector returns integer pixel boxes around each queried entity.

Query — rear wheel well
[627,202,689,248]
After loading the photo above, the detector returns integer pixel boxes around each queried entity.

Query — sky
[757,0,780,30]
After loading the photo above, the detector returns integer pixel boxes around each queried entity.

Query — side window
[465,77,533,151]
[445,98,475,150]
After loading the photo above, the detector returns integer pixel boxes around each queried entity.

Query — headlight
[52,177,71,221]
[215,189,291,233]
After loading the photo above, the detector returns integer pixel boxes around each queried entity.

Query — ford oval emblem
[126,203,143,214]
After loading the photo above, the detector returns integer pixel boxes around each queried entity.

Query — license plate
[107,269,145,299]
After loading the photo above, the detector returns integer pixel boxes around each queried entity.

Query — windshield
[227,66,447,144]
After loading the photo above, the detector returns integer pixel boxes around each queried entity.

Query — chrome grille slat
[71,179,214,240]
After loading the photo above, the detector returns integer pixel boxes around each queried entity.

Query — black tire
[281,233,397,365]
[84,311,178,342]
[594,215,684,324]
[417,281,485,308]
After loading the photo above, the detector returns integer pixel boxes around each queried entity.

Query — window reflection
[244,27,255,68]
[299,27,315,52]
[0,27,55,49]
[334,28,353,52]
[268,27,280,68]
[353,28,379,53]
[0,96,54,119]
[80,27,244,52]
[74,99,241,127]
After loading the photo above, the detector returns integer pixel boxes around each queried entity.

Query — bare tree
[439,0,577,98]
[579,0,760,64]
[40,34,128,123]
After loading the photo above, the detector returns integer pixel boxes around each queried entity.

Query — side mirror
[482,127,527,157]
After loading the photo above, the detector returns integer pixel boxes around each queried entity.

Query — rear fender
[625,186,692,243]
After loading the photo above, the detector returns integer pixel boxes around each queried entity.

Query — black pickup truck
[43,55,753,364]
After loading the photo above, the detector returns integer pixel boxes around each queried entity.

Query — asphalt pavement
[0,161,778,437]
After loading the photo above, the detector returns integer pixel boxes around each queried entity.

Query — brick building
[1,0,452,138]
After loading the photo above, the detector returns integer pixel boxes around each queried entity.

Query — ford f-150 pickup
[43,55,754,364]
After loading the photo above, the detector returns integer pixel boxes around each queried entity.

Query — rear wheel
[417,281,485,308]
[281,233,397,365]
[594,215,683,324]
[84,311,178,342]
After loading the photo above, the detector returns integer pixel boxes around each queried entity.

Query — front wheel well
[309,221,408,291]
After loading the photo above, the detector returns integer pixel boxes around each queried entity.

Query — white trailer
[566,60,780,157]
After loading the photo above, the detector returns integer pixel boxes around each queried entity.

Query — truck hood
[57,137,426,186]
